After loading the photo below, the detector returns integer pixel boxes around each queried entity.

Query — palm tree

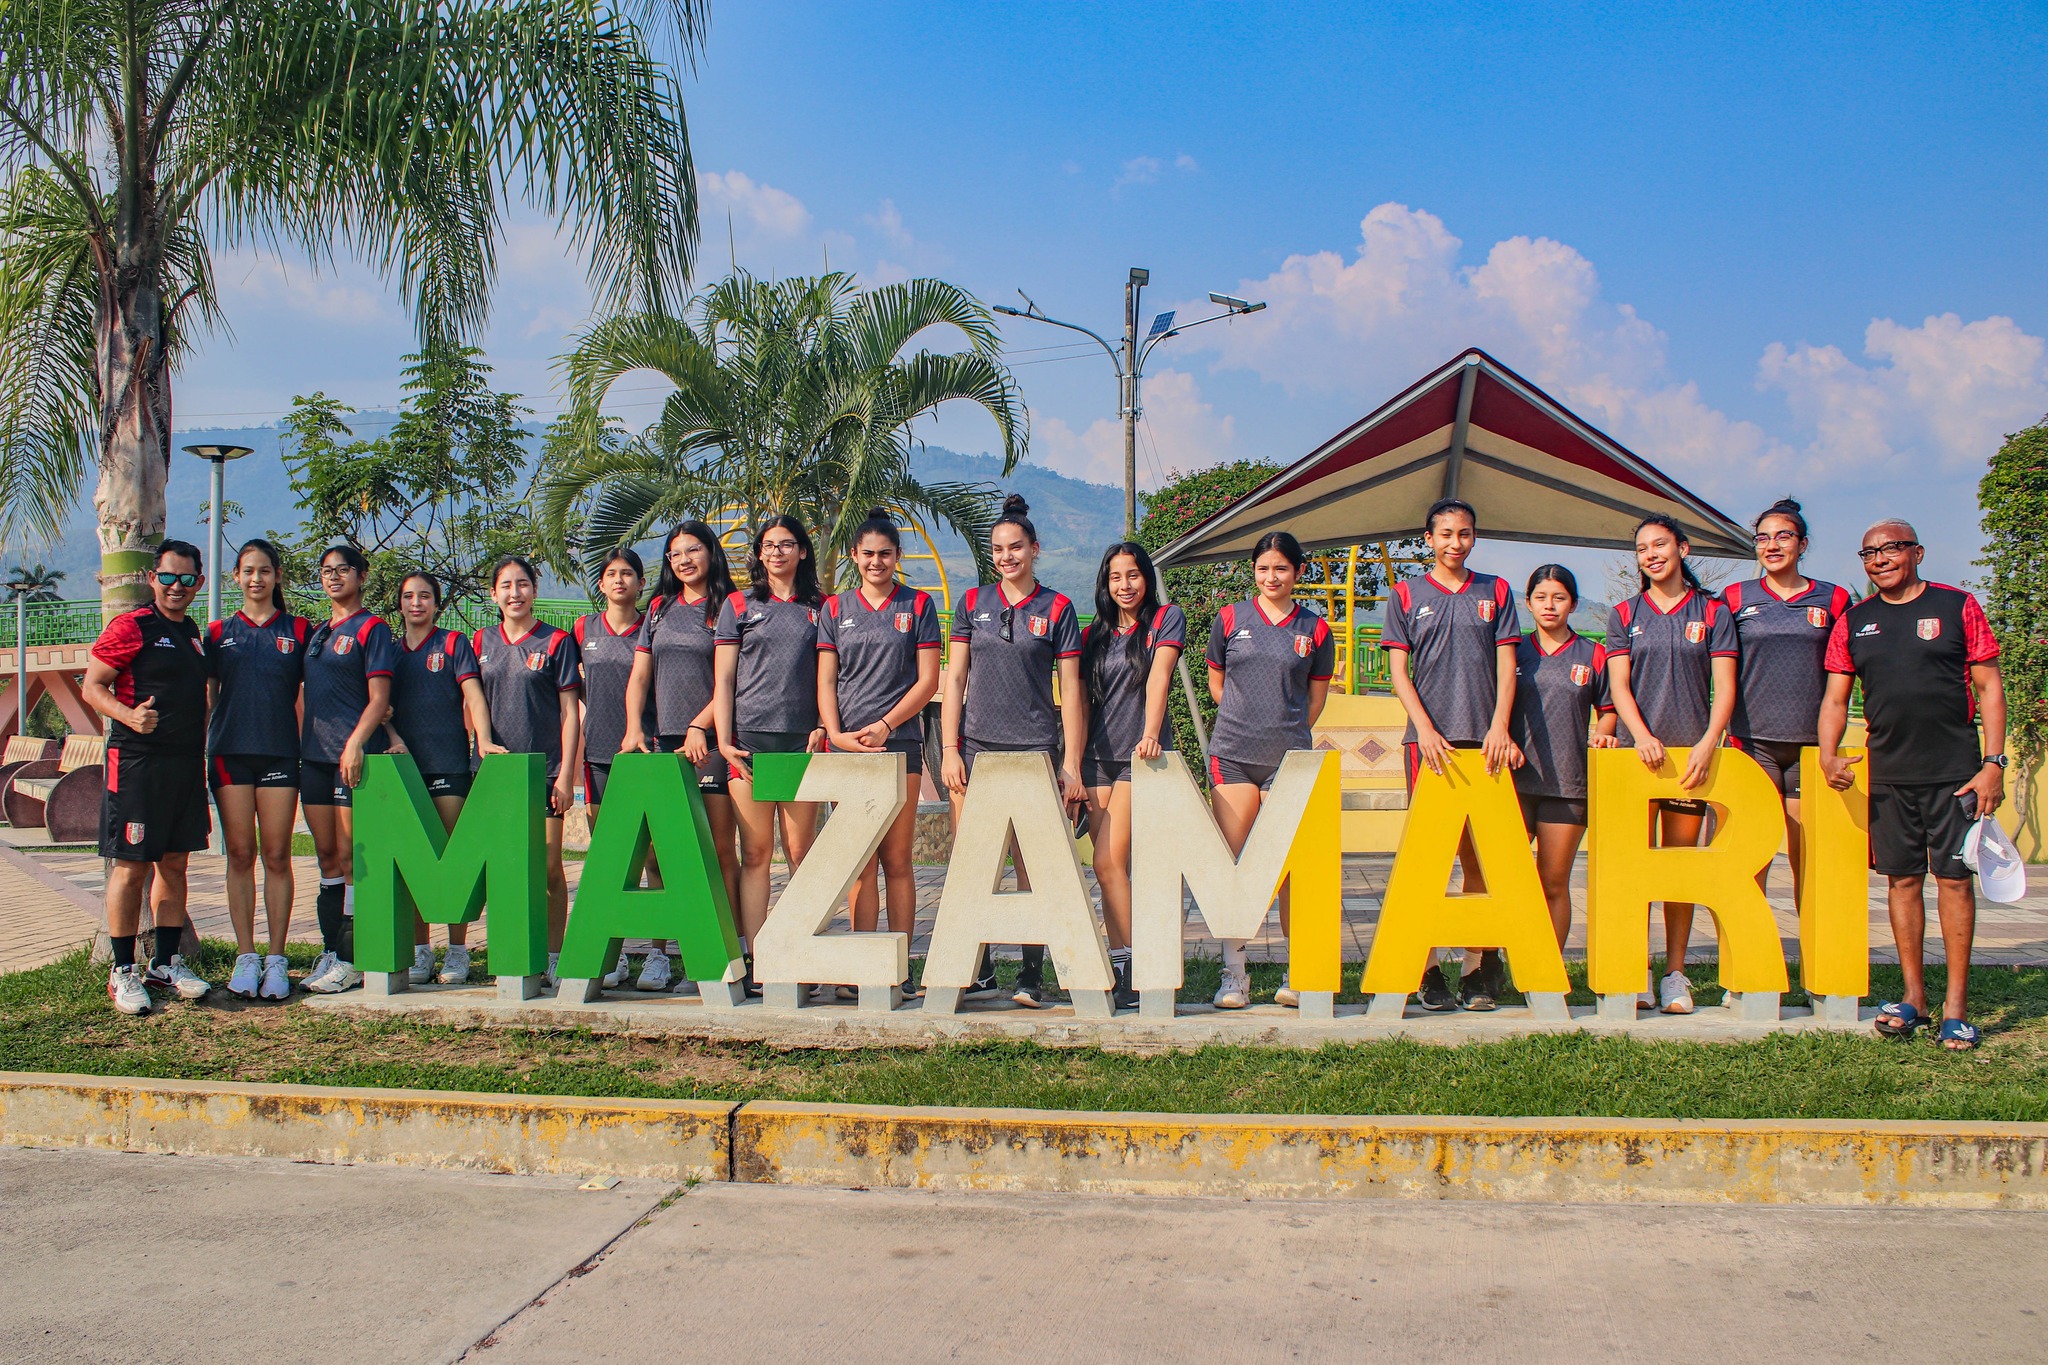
[5,562,66,603]
[0,0,703,619]
[537,271,1028,586]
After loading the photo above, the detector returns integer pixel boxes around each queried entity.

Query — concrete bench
[0,735,58,811]
[5,733,106,842]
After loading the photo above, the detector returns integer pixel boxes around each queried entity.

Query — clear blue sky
[171,0,2048,593]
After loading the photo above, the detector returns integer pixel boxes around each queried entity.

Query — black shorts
[960,737,1060,783]
[729,728,813,784]
[100,748,211,862]
[1519,792,1588,832]
[1082,757,1131,788]
[300,761,350,808]
[1870,781,1974,880]
[422,771,473,799]
[583,759,613,806]
[1208,754,1279,791]
[1730,736,1803,799]
[208,754,299,790]
[658,734,728,796]
[1403,740,1481,795]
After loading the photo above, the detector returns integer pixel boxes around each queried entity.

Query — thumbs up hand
[129,696,160,734]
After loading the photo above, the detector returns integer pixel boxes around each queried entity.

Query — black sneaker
[963,956,1002,1000]
[1459,964,1498,1012]
[1011,976,1047,1009]
[741,954,762,999]
[898,976,923,1000]
[1111,960,1138,1011]
[1416,965,1457,1012]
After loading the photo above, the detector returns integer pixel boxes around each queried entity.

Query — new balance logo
[1855,623,1881,637]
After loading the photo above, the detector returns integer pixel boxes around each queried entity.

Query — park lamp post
[5,573,26,741]
[996,272,1265,538]
[182,444,254,624]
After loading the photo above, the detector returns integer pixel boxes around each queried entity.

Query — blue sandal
[1937,1018,1981,1051]
[1874,1001,1929,1039]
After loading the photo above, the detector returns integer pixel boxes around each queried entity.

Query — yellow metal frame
[1295,542,1428,693]
[706,505,952,616]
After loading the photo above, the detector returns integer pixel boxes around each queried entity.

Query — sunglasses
[1856,540,1919,562]
[154,571,200,588]
[999,606,1015,643]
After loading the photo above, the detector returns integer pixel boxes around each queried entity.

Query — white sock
[342,884,354,916]
[1221,940,1247,974]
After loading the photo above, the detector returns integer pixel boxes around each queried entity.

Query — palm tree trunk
[91,251,173,623]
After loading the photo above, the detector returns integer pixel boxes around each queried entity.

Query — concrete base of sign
[1815,993,1860,1025]
[1140,989,1175,1020]
[1297,990,1335,1020]
[1526,991,1570,1022]
[763,982,805,1011]
[363,972,407,999]
[1070,989,1114,1020]
[1728,991,1782,1023]
[1597,992,1638,1023]
[497,974,543,1003]
[921,986,963,1015]
[860,984,903,1013]
[556,977,604,1005]
[309,986,1878,1049]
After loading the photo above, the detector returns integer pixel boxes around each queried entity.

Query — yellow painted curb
[734,1102,2048,1208]
[0,1072,733,1183]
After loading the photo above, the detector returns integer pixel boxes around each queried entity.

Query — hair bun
[1774,496,1803,513]
[1001,493,1030,517]
[865,506,891,522]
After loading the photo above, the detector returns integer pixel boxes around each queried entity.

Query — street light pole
[997,275,1263,540]
[182,444,255,623]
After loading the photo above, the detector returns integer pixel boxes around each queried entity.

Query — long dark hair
[851,506,902,554]
[400,570,445,610]
[489,553,540,619]
[1081,542,1163,707]
[652,521,737,628]
[1251,530,1306,570]
[235,538,288,616]
[1525,563,1579,605]
[1633,514,1704,594]
[746,514,822,607]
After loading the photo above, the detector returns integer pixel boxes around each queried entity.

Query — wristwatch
[1984,754,2009,769]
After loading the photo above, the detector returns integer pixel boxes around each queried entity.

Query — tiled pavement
[4,843,2044,976]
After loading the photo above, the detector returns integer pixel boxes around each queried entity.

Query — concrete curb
[4,1072,2044,1207]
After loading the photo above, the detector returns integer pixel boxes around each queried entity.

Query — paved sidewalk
[4,841,2045,974]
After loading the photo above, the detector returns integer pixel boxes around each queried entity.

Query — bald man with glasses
[1818,520,2006,1050]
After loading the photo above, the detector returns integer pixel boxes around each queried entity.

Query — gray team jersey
[715,592,821,733]
[1204,599,1335,766]
[1721,578,1850,744]
[1084,603,1186,763]
[634,593,719,739]
[952,582,1082,751]
[390,627,481,777]
[474,621,581,781]
[574,611,649,764]
[819,584,941,742]
[1380,571,1520,744]
[1510,632,1613,799]
[1605,588,1738,748]
[302,609,396,764]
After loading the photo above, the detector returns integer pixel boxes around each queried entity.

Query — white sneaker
[670,977,700,996]
[436,945,471,985]
[145,956,212,1001]
[546,952,560,988]
[635,951,673,991]
[1637,989,1656,1009]
[1658,969,1695,1015]
[409,945,436,985]
[1275,977,1300,1009]
[602,950,632,989]
[304,957,362,994]
[259,954,291,999]
[229,952,262,998]
[108,965,151,1016]
[305,950,337,990]
[1213,967,1250,1010]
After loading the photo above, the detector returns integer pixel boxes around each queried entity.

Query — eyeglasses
[999,607,1015,643]
[318,565,354,580]
[1753,531,1802,546]
[1856,540,1919,562]
[154,571,199,588]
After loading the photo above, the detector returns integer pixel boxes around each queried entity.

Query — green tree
[537,270,1027,587]
[276,344,539,615]
[0,0,702,619]
[4,562,66,603]
[1979,421,2048,827]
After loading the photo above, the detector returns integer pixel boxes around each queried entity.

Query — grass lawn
[6,942,2044,1122]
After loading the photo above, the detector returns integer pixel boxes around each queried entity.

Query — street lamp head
[993,305,1021,316]
[1209,293,1265,314]
[1129,267,1150,286]
[183,444,254,463]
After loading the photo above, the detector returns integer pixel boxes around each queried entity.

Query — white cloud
[698,169,811,238]
[1112,153,1200,194]
[216,251,392,326]
[1030,367,1235,486]
[1174,153,1200,172]
[865,198,913,251]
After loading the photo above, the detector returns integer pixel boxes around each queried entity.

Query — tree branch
[146,0,235,158]
[0,98,107,234]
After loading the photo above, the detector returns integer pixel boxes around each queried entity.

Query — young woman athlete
[575,547,650,989]
[623,522,741,992]
[817,509,943,998]
[387,571,502,985]
[1078,541,1183,1011]
[940,495,1086,1009]
[1510,565,1619,947]
[1204,531,1334,1011]
[1606,513,1739,1014]
[300,545,397,996]
[476,555,583,985]
[206,539,308,1001]
[1383,497,1523,1012]
[1722,497,1850,908]
[714,516,826,995]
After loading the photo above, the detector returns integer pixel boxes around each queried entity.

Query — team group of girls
[203,487,1833,1013]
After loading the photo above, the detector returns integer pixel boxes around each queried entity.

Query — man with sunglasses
[1819,520,2006,1051]
[82,540,215,1015]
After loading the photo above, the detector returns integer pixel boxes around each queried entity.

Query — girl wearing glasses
[476,554,583,984]
[1204,531,1335,1010]
[1605,514,1739,1015]
[574,547,651,989]
[817,509,944,999]
[300,545,398,996]
[387,571,502,985]
[623,522,741,992]
[206,539,309,1001]
[940,495,1085,1009]
[1720,498,1850,909]
[714,516,826,996]
[1078,541,1183,1011]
